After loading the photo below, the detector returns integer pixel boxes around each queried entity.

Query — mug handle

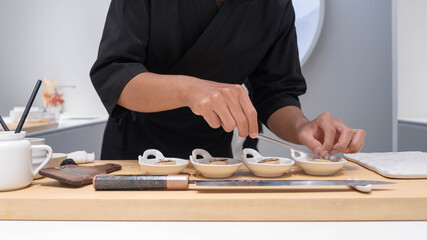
[139,149,165,164]
[242,148,263,160]
[191,149,212,161]
[31,145,53,176]
[290,149,308,159]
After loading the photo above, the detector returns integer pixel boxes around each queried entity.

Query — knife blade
[191,179,394,187]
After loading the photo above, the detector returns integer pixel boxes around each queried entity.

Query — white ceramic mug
[0,131,52,191]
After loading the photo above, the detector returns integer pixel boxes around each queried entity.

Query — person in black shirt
[90,0,366,160]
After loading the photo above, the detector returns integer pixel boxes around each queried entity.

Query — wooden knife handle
[93,175,189,190]
[93,163,122,173]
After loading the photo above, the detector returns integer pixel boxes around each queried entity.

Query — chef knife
[93,175,394,190]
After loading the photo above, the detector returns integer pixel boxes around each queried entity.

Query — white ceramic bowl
[138,149,189,175]
[290,149,346,176]
[242,148,294,177]
[190,149,242,178]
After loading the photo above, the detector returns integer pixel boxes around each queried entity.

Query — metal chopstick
[257,134,322,159]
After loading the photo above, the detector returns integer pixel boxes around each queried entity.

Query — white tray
[344,151,427,179]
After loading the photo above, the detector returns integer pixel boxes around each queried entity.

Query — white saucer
[138,149,188,175]
[242,148,294,177]
[290,149,346,176]
[190,149,242,178]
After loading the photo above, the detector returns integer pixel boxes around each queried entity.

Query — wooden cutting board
[2,120,58,133]
[2,161,427,221]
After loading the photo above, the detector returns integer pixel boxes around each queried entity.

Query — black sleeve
[90,0,150,116]
[248,0,307,125]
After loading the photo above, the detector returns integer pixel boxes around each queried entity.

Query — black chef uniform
[90,0,307,160]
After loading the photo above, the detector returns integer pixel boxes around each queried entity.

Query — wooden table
[1,161,426,221]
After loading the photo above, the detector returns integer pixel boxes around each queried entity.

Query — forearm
[118,72,259,137]
[117,72,195,112]
[266,106,309,144]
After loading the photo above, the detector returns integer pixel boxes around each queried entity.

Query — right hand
[296,112,366,157]
[185,78,258,138]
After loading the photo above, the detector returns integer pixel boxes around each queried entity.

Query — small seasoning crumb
[209,159,228,165]
[155,160,176,165]
[258,158,280,164]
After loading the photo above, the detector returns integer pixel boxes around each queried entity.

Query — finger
[202,110,221,129]
[346,129,366,153]
[299,131,323,156]
[317,114,336,156]
[332,122,353,154]
[238,91,258,138]
[211,97,236,133]
[227,99,249,137]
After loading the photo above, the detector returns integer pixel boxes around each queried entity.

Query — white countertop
[399,117,427,126]
[3,114,108,137]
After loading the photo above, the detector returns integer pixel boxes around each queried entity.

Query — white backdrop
[0,0,109,116]
[396,0,427,119]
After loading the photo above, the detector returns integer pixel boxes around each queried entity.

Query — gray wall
[259,0,393,156]
[398,122,427,152]
[29,122,107,159]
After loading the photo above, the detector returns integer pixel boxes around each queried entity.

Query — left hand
[296,112,366,157]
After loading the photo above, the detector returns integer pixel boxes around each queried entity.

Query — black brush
[15,80,43,133]
[0,116,9,131]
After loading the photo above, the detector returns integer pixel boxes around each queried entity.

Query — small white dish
[290,149,346,176]
[190,149,242,178]
[33,153,67,179]
[138,149,189,175]
[242,148,294,178]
